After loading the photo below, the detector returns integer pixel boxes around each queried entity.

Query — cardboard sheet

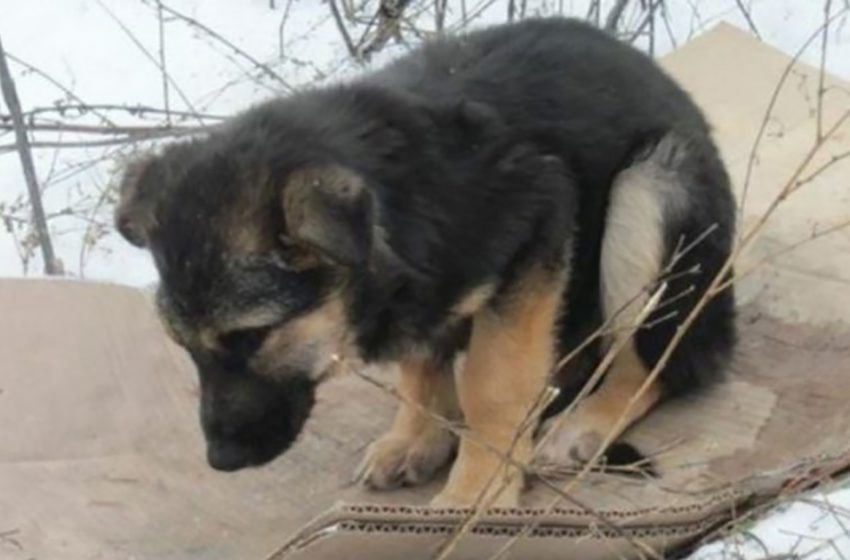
[2,22,849,560]
[2,282,849,560]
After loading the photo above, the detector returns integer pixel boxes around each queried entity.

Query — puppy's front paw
[356,427,456,490]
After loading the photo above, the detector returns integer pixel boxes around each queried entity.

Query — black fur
[117,17,736,471]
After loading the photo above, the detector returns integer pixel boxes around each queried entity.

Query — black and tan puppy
[115,18,735,507]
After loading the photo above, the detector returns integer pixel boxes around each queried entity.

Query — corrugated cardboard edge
[272,448,850,559]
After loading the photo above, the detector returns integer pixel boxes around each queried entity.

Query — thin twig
[605,0,631,32]
[488,285,669,560]
[343,365,660,559]
[329,0,360,60]
[94,0,201,120]
[738,6,849,224]
[0,121,207,136]
[817,0,834,141]
[0,127,205,152]
[715,215,850,293]
[156,0,171,125]
[733,0,762,40]
[4,52,116,127]
[143,0,293,92]
[2,103,225,122]
[0,34,60,275]
[278,0,295,59]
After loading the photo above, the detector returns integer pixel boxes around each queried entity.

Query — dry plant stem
[716,216,850,293]
[451,0,501,31]
[0,35,60,275]
[2,103,226,123]
[435,0,449,31]
[433,222,717,560]
[626,0,664,44]
[738,6,848,222]
[734,109,849,259]
[604,0,631,32]
[733,0,762,40]
[537,222,718,446]
[94,0,201,121]
[277,0,296,59]
[487,285,668,560]
[0,125,210,152]
[156,0,171,124]
[430,390,554,560]
[3,52,116,127]
[572,102,850,518]
[817,0,833,142]
[520,103,850,560]
[432,260,703,559]
[329,0,360,60]
[681,454,850,556]
[0,122,206,136]
[491,106,850,557]
[797,148,850,187]
[344,367,659,558]
[149,0,293,92]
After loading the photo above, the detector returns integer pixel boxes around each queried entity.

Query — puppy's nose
[207,440,252,472]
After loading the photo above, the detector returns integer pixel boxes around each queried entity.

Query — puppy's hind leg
[537,135,687,467]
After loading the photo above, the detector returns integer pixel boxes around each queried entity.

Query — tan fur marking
[538,342,661,464]
[433,267,563,508]
[251,295,352,379]
[358,358,459,489]
[214,307,282,337]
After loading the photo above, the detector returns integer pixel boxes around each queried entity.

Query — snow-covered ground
[2,1,849,557]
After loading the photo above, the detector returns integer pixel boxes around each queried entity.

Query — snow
[1,1,849,557]
[694,485,850,559]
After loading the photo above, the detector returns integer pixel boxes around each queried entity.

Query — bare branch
[817,0,834,141]
[626,0,663,44]
[716,215,850,293]
[4,52,116,127]
[156,0,171,125]
[738,5,849,222]
[278,0,295,59]
[0,120,207,136]
[733,0,762,40]
[434,0,449,32]
[328,0,360,60]
[2,102,225,123]
[0,35,60,275]
[604,0,631,32]
[144,0,294,92]
[94,0,201,120]
[0,126,206,153]
[360,0,414,59]
[342,364,661,560]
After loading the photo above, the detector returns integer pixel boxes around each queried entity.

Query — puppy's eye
[218,326,271,357]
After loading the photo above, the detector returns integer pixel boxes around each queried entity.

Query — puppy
[115,17,736,507]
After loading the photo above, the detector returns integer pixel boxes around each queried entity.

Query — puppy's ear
[282,166,374,267]
[114,155,165,248]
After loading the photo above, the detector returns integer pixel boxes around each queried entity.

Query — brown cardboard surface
[2,280,849,560]
[2,22,850,560]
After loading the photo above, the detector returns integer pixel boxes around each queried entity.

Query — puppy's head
[115,138,374,472]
